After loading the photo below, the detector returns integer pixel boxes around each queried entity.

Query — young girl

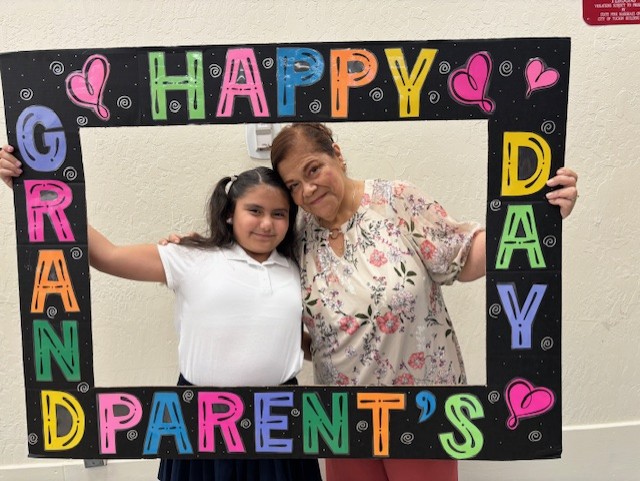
[11,159,320,481]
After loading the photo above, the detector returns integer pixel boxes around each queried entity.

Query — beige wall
[0,1,638,479]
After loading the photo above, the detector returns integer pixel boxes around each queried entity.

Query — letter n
[302,392,349,454]
[33,319,80,381]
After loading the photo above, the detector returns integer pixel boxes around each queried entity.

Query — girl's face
[276,140,347,225]
[231,184,291,263]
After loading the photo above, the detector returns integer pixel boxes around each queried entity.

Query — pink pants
[325,458,457,481]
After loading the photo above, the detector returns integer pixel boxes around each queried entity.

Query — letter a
[495,205,546,270]
[31,250,80,313]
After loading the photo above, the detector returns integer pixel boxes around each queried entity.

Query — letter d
[41,390,85,451]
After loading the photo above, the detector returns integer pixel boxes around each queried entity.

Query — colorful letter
[33,319,80,382]
[217,48,269,118]
[357,393,405,456]
[330,49,378,118]
[497,283,547,349]
[302,392,348,454]
[495,205,546,269]
[198,391,246,453]
[24,180,75,243]
[41,390,85,450]
[149,51,205,120]
[254,392,293,453]
[16,105,67,172]
[439,394,484,459]
[384,48,437,117]
[97,393,143,454]
[502,132,552,196]
[143,392,193,455]
[31,250,80,313]
[277,47,324,116]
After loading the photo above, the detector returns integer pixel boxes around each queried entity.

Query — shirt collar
[223,243,290,268]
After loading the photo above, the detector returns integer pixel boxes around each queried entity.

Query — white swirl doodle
[209,64,223,78]
[291,409,301,417]
[499,61,513,77]
[182,390,194,403]
[169,100,182,114]
[400,432,414,445]
[428,91,440,104]
[528,430,542,442]
[309,99,322,114]
[20,88,34,101]
[117,96,132,109]
[490,199,502,211]
[369,87,384,101]
[262,58,274,69]
[489,303,502,318]
[70,247,83,260]
[49,61,65,75]
[541,337,554,351]
[488,391,501,404]
[127,430,138,441]
[541,120,556,134]
[28,433,38,445]
[46,306,58,319]
[356,420,369,432]
[77,382,90,394]
[63,166,78,181]
[543,235,557,248]
[438,61,451,75]
[240,419,252,429]
[76,116,88,126]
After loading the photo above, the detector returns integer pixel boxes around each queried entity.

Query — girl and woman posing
[0,125,578,481]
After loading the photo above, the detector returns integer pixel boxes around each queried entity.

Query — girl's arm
[89,226,166,283]
[458,230,486,282]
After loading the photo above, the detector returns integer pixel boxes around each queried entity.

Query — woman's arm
[89,226,166,283]
[301,330,312,361]
[458,230,486,282]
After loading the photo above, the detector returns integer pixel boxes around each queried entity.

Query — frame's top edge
[0,37,571,58]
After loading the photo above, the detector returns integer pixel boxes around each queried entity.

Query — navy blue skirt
[157,375,322,481]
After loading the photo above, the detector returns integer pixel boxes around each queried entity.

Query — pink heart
[525,58,559,99]
[505,378,555,430]
[448,51,495,114]
[65,54,111,120]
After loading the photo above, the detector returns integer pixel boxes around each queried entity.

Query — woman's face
[276,140,348,224]
[231,184,291,263]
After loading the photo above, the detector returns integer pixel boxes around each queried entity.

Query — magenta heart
[448,51,495,114]
[505,378,555,430]
[65,54,111,120]
[525,58,559,98]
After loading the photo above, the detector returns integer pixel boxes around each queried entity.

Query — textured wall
[0,0,638,478]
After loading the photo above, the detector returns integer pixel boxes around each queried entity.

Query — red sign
[584,0,640,25]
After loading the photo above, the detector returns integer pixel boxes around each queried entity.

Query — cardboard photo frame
[0,37,569,460]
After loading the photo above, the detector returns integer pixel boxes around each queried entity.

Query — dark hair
[270,123,336,173]
[180,166,298,261]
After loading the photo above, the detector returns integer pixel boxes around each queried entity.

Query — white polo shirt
[158,242,304,386]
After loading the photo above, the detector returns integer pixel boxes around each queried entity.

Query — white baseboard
[1,423,638,481]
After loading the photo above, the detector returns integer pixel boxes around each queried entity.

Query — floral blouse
[298,179,483,387]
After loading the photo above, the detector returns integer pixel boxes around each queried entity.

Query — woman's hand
[546,168,579,219]
[158,233,189,246]
[0,145,22,188]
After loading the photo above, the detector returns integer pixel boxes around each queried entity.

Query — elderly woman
[269,123,578,481]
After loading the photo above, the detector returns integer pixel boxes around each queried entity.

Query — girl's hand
[0,145,22,188]
[546,167,579,219]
